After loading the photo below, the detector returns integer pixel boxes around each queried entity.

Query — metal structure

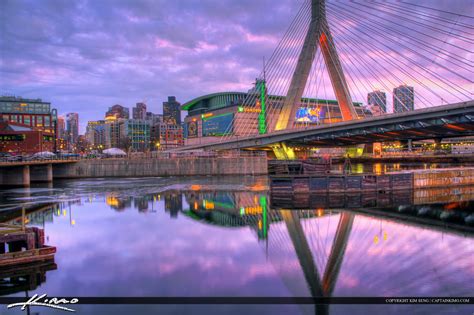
[276,0,357,131]
[176,101,474,151]
[177,0,473,158]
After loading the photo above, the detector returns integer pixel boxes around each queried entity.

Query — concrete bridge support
[30,164,53,183]
[0,165,30,187]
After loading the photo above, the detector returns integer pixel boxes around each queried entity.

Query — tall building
[163,96,181,124]
[132,102,147,120]
[121,119,150,152]
[105,104,129,120]
[367,90,387,113]
[85,120,107,149]
[393,85,414,113]
[150,122,183,150]
[66,113,79,144]
[106,119,123,149]
[56,116,67,151]
[146,112,163,124]
[57,116,66,140]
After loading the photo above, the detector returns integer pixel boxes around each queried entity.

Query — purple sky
[1,0,472,133]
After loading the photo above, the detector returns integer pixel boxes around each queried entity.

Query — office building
[0,96,57,134]
[163,96,181,124]
[393,85,414,113]
[105,104,129,120]
[150,122,183,150]
[0,96,57,153]
[121,119,150,152]
[66,113,79,144]
[367,90,387,113]
[133,102,147,120]
[85,120,107,149]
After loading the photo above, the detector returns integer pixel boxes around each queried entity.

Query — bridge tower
[275,0,358,131]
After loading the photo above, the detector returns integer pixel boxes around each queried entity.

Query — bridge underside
[175,101,474,151]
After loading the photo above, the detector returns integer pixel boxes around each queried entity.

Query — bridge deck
[175,100,474,151]
[0,160,79,167]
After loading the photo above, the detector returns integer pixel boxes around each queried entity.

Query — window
[36,116,43,126]
[24,115,31,125]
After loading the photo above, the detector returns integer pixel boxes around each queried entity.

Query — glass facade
[123,120,150,151]
[202,113,233,137]
[0,97,51,114]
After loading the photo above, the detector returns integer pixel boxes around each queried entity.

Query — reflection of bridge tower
[281,210,354,314]
[276,0,358,131]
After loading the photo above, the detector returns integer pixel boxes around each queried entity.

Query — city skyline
[1,0,472,134]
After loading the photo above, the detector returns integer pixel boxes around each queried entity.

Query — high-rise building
[367,90,387,113]
[163,96,181,124]
[121,119,150,152]
[105,104,129,120]
[106,119,123,149]
[57,116,66,140]
[146,112,163,124]
[56,116,67,151]
[66,113,79,144]
[133,102,147,120]
[151,122,183,150]
[85,120,107,149]
[393,85,414,113]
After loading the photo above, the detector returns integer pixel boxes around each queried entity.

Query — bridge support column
[434,138,443,154]
[30,164,53,183]
[272,143,296,160]
[0,165,30,187]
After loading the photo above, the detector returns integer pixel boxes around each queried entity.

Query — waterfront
[0,175,472,315]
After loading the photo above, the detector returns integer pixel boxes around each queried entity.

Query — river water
[0,176,473,315]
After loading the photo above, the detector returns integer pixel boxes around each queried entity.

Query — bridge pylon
[275,0,358,131]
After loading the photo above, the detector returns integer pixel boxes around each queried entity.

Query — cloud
[0,0,471,132]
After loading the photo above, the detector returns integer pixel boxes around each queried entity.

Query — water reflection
[0,177,472,315]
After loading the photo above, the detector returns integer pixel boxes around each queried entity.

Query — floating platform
[0,225,56,267]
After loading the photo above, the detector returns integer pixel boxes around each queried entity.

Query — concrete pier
[30,164,53,183]
[0,165,30,187]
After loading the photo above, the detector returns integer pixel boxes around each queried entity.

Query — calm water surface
[0,176,472,315]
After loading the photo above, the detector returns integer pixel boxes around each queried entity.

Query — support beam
[322,212,354,296]
[0,165,30,187]
[281,210,328,315]
[272,142,296,160]
[275,0,357,131]
[30,164,53,183]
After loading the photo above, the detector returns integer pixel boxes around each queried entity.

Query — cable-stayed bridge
[176,0,473,158]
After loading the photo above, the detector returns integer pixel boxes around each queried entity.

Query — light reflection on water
[0,176,472,315]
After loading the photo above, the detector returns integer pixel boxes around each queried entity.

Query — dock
[270,167,474,194]
[0,224,56,267]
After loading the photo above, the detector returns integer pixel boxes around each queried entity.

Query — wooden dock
[0,224,56,267]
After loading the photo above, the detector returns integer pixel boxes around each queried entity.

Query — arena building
[181,85,367,146]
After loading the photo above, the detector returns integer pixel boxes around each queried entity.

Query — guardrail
[0,150,268,163]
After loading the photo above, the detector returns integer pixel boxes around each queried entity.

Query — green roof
[181,91,363,112]
[181,92,246,111]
